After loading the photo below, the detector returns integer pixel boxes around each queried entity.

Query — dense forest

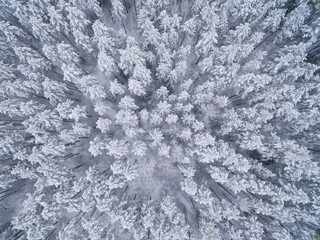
[0,0,319,239]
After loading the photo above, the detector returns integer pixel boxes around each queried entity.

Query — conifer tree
[0,0,319,239]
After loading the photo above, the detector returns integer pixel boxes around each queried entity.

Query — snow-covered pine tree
[0,0,319,239]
